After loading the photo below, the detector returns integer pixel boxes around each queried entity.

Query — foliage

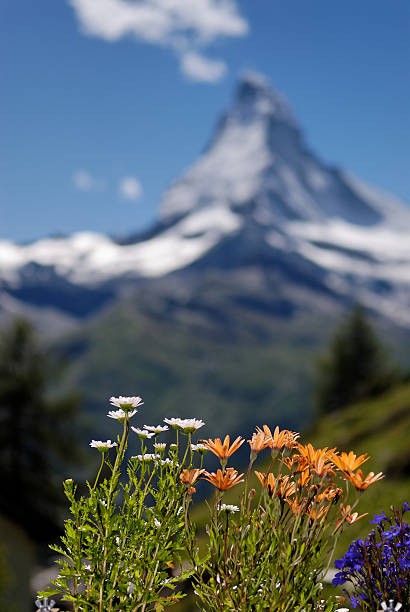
[40,403,200,611]
[0,317,82,540]
[333,503,410,610]
[315,305,398,415]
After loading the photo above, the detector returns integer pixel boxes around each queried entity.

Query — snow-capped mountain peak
[231,71,297,125]
[159,73,410,232]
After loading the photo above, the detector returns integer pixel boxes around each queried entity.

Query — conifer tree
[0,318,82,541]
[315,305,398,415]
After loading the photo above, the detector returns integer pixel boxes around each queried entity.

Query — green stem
[99,417,130,612]
[93,452,106,491]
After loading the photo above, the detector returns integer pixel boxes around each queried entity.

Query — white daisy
[163,418,205,433]
[144,424,169,433]
[218,504,240,513]
[157,458,177,467]
[131,454,160,462]
[107,409,137,422]
[109,396,144,410]
[170,443,177,450]
[191,443,208,454]
[153,443,166,451]
[153,518,161,528]
[89,440,118,452]
[131,427,154,439]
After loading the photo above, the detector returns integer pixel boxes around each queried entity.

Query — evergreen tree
[0,318,82,541]
[315,305,398,415]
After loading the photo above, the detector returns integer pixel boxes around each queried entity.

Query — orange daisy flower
[297,468,311,487]
[296,443,336,477]
[335,503,368,530]
[179,468,204,487]
[344,469,384,491]
[307,504,330,521]
[331,451,370,474]
[254,471,296,498]
[285,497,307,516]
[248,431,272,455]
[315,487,343,504]
[203,435,244,461]
[202,467,244,491]
[256,425,300,451]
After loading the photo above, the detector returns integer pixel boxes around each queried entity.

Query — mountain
[2,72,410,328]
[2,72,410,437]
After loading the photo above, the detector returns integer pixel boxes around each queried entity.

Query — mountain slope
[307,382,410,555]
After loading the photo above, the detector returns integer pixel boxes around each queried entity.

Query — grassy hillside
[307,382,410,554]
[55,283,410,446]
[57,299,334,441]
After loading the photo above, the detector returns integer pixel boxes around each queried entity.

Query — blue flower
[332,572,346,586]
[403,501,410,512]
[370,511,387,525]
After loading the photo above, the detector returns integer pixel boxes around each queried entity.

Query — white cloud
[73,169,103,192]
[67,0,248,82]
[119,176,143,201]
[181,51,226,82]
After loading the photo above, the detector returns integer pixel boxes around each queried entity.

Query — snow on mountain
[2,71,410,325]
[0,205,241,285]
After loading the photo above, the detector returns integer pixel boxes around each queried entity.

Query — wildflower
[107,408,137,422]
[203,435,244,462]
[153,518,161,528]
[344,469,384,491]
[254,471,296,498]
[144,424,169,433]
[109,396,143,410]
[169,444,177,450]
[163,418,205,433]
[256,425,300,452]
[296,443,336,477]
[248,431,271,457]
[370,510,388,525]
[180,468,205,487]
[157,457,176,466]
[315,487,343,504]
[202,467,244,491]
[131,454,160,462]
[335,504,368,530]
[89,440,118,452]
[307,504,330,521]
[286,497,307,515]
[218,504,240,513]
[381,602,403,611]
[35,599,59,612]
[131,427,155,439]
[153,442,166,451]
[297,468,311,487]
[331,450,370,474]
[191,443,208,454]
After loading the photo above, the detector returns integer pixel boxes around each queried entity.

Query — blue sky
[1,0,409,242]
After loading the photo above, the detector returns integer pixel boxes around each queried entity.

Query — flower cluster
[333,503,410,610]
[187,427,385,611]
[41,394,388,612]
